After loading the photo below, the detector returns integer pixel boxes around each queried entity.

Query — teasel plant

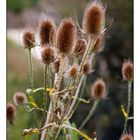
[7,1,133,140]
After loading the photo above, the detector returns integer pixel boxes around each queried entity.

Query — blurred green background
[7,0,133,140]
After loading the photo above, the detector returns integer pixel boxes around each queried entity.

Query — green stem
[28,48,34,89]
[79,99,99,130]
[122,81,132,133]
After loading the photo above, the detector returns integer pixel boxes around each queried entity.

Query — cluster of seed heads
[7,1,133,140]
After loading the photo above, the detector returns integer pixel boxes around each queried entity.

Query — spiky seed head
[56,18,76,55]
[120,133,133,140]
[82,2,105,34]
[69,65,78,77]
[91,79,106,99]
[39,19,56,45]
[23,31,35,49]
[13,92,27,106]
[41,46,55,64]
[122,60,133,81]
[83,61,92,74]
[7,103,16,124]
[74,39,87,57]
[52,60,60,73]
[92,36,103,53]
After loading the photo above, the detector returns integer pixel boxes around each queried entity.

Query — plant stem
[73,76,86,112]
[122,81,132,133]
[40,56,65,140]
[28,48,34,89]
[79,99,99,130]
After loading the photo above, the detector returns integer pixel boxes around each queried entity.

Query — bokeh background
[7,0,133,140]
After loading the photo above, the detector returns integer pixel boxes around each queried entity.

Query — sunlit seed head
[122,60,133,81]
[13,92,27,106]
[91,79,106,99]
[74,39,87,57]
[7,103,16,124]
[82,2,105,34]
[39,19,56,45]
[56,18,77,55]
[69,65,78,77]
[23,31,35,49]
[41,45,55,64]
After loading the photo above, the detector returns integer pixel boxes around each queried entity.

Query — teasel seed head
[91,79,106,100]
[74,39,87,57]
[23,31,35,49]
[83,61,92,74]
[92,36,103,53]
[82,2,105,34]
[120,133,133,140]
[13,92,27,106]
[41,45,55,64]
[69,65,78,77]
[122,60,133,81]
[39,19,56,45]
[52,60,60,73]
[7,103,16,124]
[56,18,77,55]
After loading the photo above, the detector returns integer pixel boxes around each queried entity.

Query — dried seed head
[23,31,35,49]
[83,61,92,74]
[52,60,60,73]
[120,133,133,140]
[7,103,16,124]
[41,46,55,64]
[13,92,27,105]
[122,60,133,81]
[91,79,106,99]
[74,39,87,57]
[92,36,103,53]
[56,18,76,55]
[69,65,78,77]
[82,2,105,34]
[39,19,56,45]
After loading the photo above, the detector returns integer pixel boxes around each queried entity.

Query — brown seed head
[7,103,16,124]
[92,36,103,53]
[120,133,133,140]
[41,46,55,64]
[13,92,27,105]
[69,65,78,77]
[74,39,87,57]
[39,19,56,45]
[91,79,106,99]
[122,60,133,81]
[56,18,76,55]
[83,62,92,74]
[23,31,35,49]
[52,60,60,73]
[82,2,105,34]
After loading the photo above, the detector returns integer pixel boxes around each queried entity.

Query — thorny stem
[28,48,34,89]
[79,99,99,130]
[67,36,96,117]
[122,81,132,134]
